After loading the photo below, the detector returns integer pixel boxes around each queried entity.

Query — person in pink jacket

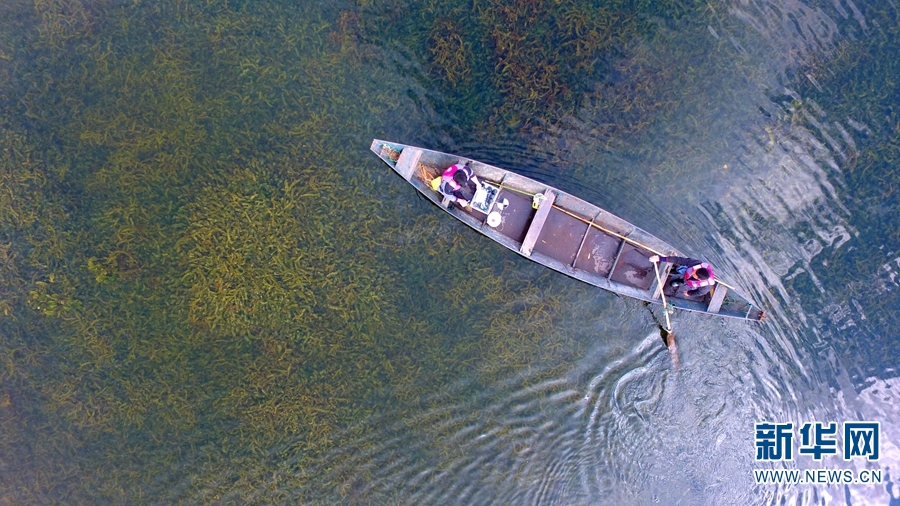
[433,163,481,208]
[650,255,716,298]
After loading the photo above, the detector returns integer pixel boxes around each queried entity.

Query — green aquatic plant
[329,10,371,62]
[371,0,658,133]
[428,17,472,86]
[33,0,93,48]
[87,257,116,284]
[0,0,605,502]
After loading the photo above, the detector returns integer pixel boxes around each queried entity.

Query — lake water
[1,0,899,504]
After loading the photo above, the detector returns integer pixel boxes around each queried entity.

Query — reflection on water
[1,0,899,504]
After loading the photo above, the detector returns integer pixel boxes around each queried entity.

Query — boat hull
[370,139,764,321]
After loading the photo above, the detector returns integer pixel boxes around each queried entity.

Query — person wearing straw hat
[430,163,481,208]
[649,255,716,298]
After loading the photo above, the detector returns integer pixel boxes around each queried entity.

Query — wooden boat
[370,139,765,321]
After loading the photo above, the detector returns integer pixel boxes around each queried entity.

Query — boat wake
[179,310,786,505]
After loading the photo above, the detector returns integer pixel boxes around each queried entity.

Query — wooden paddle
[651,256,674,344]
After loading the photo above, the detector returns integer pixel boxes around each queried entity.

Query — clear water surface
[1,0,899,504]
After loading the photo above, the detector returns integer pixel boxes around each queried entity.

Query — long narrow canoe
[371,139,765,321]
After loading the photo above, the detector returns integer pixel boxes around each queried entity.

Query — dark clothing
[439,165,477,204]
[659,256,715,298]
[673,280,713,298]
[658,256,701,267]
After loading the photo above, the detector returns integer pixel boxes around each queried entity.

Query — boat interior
[372,140,763,320]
